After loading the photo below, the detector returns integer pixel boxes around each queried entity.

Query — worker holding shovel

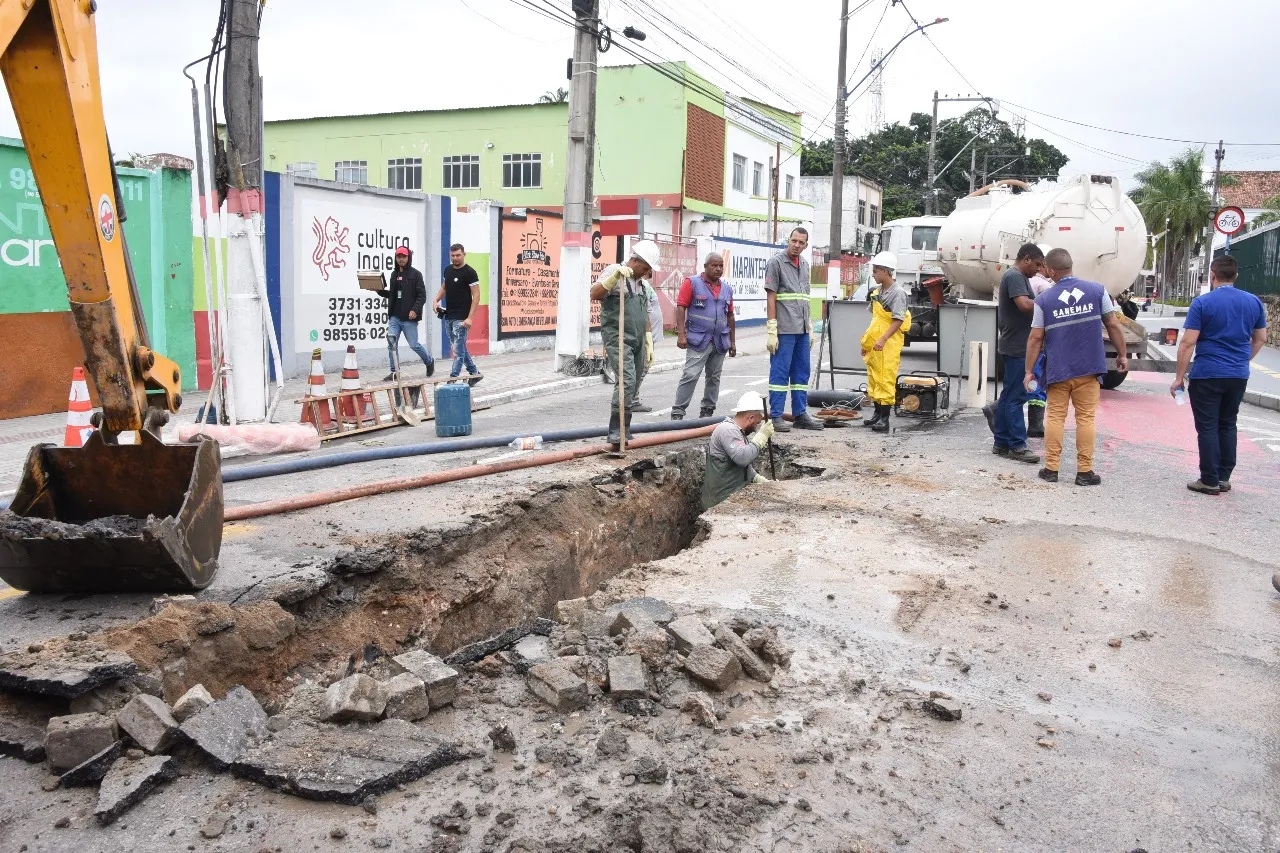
[591,240,661,449]
[701,391,775,510]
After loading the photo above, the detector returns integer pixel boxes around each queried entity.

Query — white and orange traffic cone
[337,345,376,426]
[300,348,334,433]
[63,367,96,447]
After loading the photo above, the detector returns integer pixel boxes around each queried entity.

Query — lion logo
[311,215,350,281]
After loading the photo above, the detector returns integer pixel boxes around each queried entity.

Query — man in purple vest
[1023,248,1129,485]
[671,252,737,420]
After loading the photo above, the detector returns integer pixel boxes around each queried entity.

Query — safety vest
[1037,276,1108,385]
[684,275,733,353]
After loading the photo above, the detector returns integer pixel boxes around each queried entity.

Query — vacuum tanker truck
[875,174,1161,388]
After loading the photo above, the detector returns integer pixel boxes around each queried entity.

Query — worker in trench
[592,240,661,448]
[860,252,912,433]
[702,391,775,510]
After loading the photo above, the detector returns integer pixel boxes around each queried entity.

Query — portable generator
[895,371,950,418]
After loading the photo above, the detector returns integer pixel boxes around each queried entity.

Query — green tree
[1250,193,1280,229]
[802,108,1067,220]
[1128,148,1213,297]
[538,88,569,104]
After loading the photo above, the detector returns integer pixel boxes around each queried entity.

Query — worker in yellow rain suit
[860,251,912,433]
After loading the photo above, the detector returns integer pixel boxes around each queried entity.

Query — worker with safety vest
[764,227,825,432]
[860,251,913,432]
[672,252,736,420]
[591,240,661,448]
[702,391,775,510]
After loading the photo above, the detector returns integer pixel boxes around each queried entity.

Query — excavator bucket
[0,431,222,593]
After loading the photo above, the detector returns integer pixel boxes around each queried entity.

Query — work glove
[766,319,779,355]
[752,473,770,485]
[749,419,775,449]
[645,332,654,368]
[599,265,633,291]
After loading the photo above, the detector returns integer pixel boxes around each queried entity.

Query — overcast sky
[3,0,1279,189]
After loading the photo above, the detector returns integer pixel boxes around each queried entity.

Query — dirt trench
[101,448,710,704]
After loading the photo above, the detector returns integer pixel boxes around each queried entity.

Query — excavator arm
[0,0,223,593]
[0,0,181,429]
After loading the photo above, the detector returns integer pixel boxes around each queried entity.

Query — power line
[991,99,1280,148]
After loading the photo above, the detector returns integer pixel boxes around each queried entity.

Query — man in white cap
[702,390,775,510]
[592,239,661,447]
[860,251,912,433]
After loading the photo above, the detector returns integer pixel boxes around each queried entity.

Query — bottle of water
[1027,379,1038,394]
[508,436,543,451]
[1174,388,1185,406]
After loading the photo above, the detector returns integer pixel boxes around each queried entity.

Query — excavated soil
[0,512,152,540]
[97,448,711,704]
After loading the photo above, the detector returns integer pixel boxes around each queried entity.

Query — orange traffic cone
[63,367,95,447]
[337,345,376,426]
[300,348,334,433]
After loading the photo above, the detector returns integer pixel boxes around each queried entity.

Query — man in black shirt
[380,246,434,381]
[433,243,481,384]
[988,243,1044,464]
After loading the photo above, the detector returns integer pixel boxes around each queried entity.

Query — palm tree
[1250,193,1280,230]
[1130,149,1212,301]
[538,88,569,104]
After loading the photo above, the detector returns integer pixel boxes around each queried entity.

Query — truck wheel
[1101,371,1127,390]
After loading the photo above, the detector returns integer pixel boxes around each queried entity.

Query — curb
[473,360,686,409]
[1243,390,1280,412]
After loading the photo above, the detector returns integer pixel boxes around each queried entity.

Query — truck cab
[875,216,947,342]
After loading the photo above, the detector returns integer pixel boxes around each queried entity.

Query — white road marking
[747,378,769,386]
[648,408,673,417]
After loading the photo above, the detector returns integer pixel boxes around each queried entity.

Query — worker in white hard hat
[701,390,775,510]
[592,239,661,447]
[860,251,913,433]
[1024,244,1054,437]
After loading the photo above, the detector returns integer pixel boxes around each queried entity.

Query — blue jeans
[768,333,810,418]
[1188,377,1248,486]
[387,316,433,372]
[1029,354,1047,406]
[448,319,478,376]
[994,354,1029,449]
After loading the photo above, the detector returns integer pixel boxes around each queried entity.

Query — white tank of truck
[938,174,1147,299]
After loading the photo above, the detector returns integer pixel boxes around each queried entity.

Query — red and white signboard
[1214,206,1246,236]
[598,197,648,237]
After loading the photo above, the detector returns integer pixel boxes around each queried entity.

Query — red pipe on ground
[223,425,716,522]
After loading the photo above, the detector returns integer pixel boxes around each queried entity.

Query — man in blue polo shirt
[1171,255,1268,496]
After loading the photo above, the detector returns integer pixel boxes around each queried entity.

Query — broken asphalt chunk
[0,718,46,763]
[442,618,555,667]
[94,754,177,825]
[923,697,963,721]
[231,719,463,805]
[179,685,268,770]
[665,615,716,654]
[60,739,124,787]
[714,625,775,682]
[604,596,676,627]
[0,645,136,699]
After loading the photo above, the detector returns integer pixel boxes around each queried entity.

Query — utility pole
[554,0,601,371]
[1201,140,1225,295]
[773,142,781,243]
[968,146,976,194]
[222,0,269,421]
[926,90,939,215]
[828,0,850,258]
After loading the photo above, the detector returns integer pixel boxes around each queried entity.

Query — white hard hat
[731,390,766,414]
[630,239,661,270]
[870,251,896,270]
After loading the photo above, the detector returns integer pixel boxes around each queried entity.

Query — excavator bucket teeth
[0,431,222,593]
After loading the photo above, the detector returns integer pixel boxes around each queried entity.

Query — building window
[334,160,368,184]
[443,155,480,190]
[752,162,763,196]
[785,175,794,200]
[858,199,867,226]
[286,161,317,178]
[731,154,747,193]
[502,153,542,189]
[870,204,879,229]
[387,158,422,191]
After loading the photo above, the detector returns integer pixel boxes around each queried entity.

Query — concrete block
[115,694,179,754]
[682,644,741,692]
[45,713,119,773]
[95,754,178,825]
[714,626,775,683]
[552,597,588,627]
[607,654,647,700]
[682,691,717,727]
[624,625,671,668]
[527,663,589,712]
[393,650,459,707]
[606,597,676,631]
[324,674,387,723]
[667,615,716,654]
[69,679,140,716]
[609,608,658,637]
[382,674,430,722]
[0,718,46,762]
[171,684,214,723]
